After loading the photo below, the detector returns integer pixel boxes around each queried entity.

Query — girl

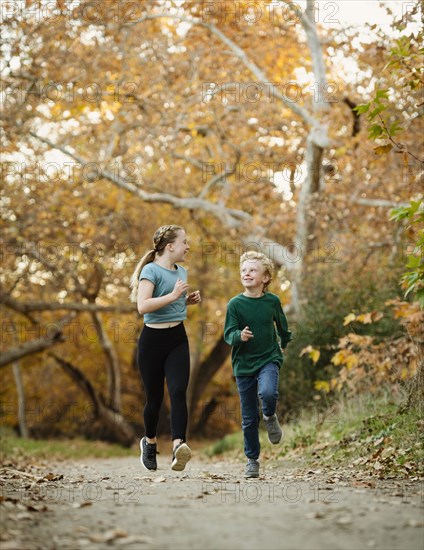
[130,225,201,471]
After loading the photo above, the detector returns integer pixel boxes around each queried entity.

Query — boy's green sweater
[224,292,292,376]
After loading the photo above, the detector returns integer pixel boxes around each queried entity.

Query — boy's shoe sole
[264,414,283,444]
[171,443,192,471]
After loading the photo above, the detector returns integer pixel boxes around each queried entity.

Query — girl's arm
[274,301,292,349]
[137,278,188,315]
[186,290,201,305]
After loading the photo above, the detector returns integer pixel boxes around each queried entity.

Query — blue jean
[235,362,279,460]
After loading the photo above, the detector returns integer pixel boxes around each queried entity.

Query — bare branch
[329,195,410,208]
[172,152,204,170]
[91,312,121,411]
[125,13,321,130]
[0,293,135,314]
[0,314,76,368]
[30,132,250,229]
[198,169,235,199]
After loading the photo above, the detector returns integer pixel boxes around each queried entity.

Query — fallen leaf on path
[72,501,92,508]
[15,512,32,521]
[336,515,352,525]
[25,503,48,512]
[406,519,424,528]
[43,473,64,482]
[352,457,368,465]
[153,476,166,483]
[305,511,326,519]
[89,529,128,543]
[116,535,154,545]
[200,471,226,480]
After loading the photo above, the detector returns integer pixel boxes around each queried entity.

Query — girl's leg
[164,339,190,445]
[257,362,279,418]
[137,328,166,440]
[235,376,260,460]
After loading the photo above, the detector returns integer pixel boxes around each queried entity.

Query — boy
[224,251,292,478]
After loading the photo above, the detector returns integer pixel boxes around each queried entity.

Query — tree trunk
[91,312,121,412]
[51,354,136,447]
[399,328,424,414]
[187,336,231,433]
[0,313,75,368]
[12,361,29,438]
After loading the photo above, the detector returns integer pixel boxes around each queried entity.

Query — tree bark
[12,360,29,438]
[187,336,231,432]
[91,312,121,412]
[0,314,75,368]
[51,354,136,447]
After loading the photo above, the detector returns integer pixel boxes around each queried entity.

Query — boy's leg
[257,362,279,417]
[257,362,283,444]
[235,375,260,460]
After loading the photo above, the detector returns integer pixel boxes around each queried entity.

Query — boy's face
[240,260,270,290]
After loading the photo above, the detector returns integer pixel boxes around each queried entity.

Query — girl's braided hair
[129,225,184,303]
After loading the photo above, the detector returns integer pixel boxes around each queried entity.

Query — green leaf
[368,105,386,120]
[376,89,389,100]
[406,257,420,269]
[353,103,370,115]
[409,200,421,214]
[390,206,409,221]
[368,124,383,139]
[389,122,403,136]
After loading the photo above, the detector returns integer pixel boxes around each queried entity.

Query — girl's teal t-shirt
[139,262,187,324]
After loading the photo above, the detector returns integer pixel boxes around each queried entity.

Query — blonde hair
[129,225,184,303]
[240,251,274,292]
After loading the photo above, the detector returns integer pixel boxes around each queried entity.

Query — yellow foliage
[299,345,320,364]
[328,302,420,397]
[345,354,359,370]
[343,313,356,326]
[314,380,331,393]
[331,350,346,366]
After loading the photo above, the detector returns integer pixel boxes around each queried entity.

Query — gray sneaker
[264,414,283,444]
[244,459,259,478]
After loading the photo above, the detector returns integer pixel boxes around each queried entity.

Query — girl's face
[168,230,190,261]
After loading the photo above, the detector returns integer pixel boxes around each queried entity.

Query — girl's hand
[241,326,254,342]
[172,279,189,300]
[186,290,201,305]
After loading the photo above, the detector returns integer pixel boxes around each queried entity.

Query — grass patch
[201,392,424,477]
[203,431,244,457]
[285,393,424,476]
[0,429,133,462]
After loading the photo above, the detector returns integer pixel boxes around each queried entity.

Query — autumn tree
[1,0,421,440]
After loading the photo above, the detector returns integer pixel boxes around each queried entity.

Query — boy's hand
[241,326,254,342]
[186,290,201,305]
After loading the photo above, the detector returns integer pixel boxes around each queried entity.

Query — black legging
[137,323,190,441]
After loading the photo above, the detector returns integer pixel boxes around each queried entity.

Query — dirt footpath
[1,453,423,550]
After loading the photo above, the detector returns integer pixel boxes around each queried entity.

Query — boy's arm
[275,300,292,349]
[224,302,242,346]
